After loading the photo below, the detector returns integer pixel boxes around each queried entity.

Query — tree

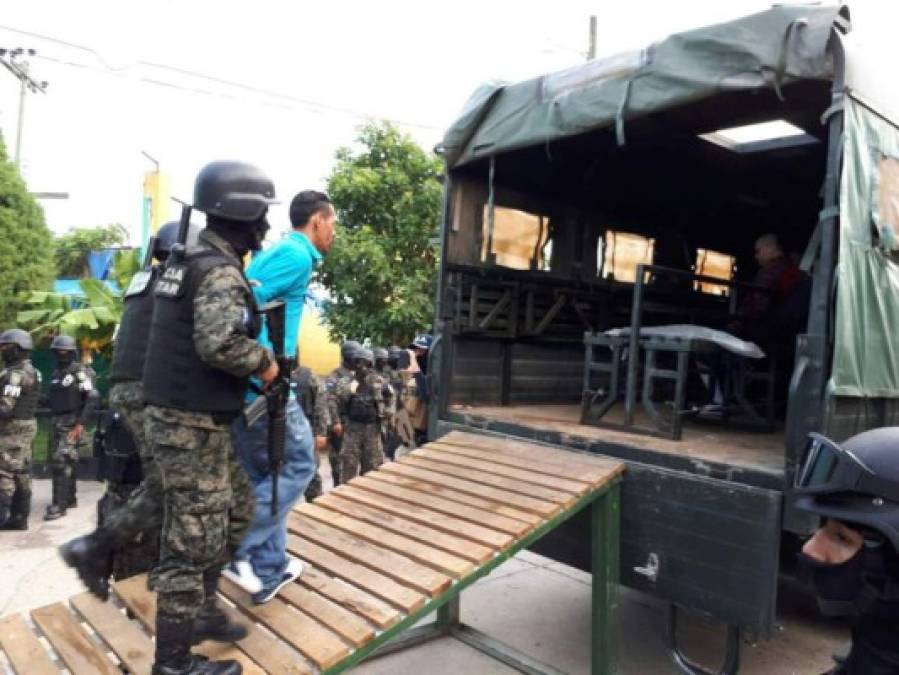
[318,121,443,346]
[55,223,128,278]
[0,133,56,326]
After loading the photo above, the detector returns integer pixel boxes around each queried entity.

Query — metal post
[592,483,620,675]
[588,16,598,61]
[624,264,646,425]
[14,65,26,167]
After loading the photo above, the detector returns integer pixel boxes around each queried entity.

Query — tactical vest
[48,363,85,415]
[2,360,40,419]
[347,382,378,423]
[142,249,260,414]
[109,267,159,383]
[294,367,313,420]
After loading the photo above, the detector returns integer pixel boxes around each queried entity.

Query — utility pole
[588,15,597,61]
[0,48,48,167]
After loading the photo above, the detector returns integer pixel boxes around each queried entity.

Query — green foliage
[0,132,56,326]
[319,121,443,345]
[54,223,127,278]
[17,278,123,358]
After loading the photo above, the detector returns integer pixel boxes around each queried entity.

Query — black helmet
[341,340,362,362]
[373,347,388,362]
[50,335,77,351]
[794,429,899,551]
[0,328,32,351]
[154,220,200,262]
[353,347,374,366]
[193,161,278,223]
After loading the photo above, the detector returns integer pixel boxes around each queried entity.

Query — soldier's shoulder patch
[3,371,22,398]
[155,264,187,298]
[125,269,153,297]
[7,371,22,387]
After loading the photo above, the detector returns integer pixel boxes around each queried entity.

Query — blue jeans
[230,398,315,587]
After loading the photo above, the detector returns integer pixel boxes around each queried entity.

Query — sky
[0,1,895,243]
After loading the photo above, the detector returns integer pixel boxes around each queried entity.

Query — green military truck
[427,4,898,672]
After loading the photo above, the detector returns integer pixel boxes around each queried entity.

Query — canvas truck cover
[439,4,846,168]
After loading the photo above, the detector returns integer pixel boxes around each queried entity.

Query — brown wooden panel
[399,455,576,505]
[0,614,59,675]
[440,430,618,470]
[112,575,267,675]
[366,469,543,525]
[333,484,513,549]
[219,577,349,671]
[70,593,154,675]
[287,535,426,613]
[315,493,495,564]
[428,440,613,484]
[379,461,560,517]
[412,447,586,493]
[298,502,474,579]
[277,580,375,647]
[297,566,400,630]
[289,513,452,597]
[350,474,533,536]
[31,603,119,675]
[215,602,312,675]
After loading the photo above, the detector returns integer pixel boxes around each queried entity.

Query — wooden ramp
[0,431,624,675]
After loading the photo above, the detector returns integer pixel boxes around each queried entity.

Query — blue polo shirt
[247,230,321,360]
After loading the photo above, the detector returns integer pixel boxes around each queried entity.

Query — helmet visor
[794,433,899,502]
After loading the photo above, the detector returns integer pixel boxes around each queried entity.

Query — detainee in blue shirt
[225,190,336,603]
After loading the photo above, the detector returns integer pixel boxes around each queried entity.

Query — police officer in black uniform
[44,335,98,521]
[794,428,899,674]
[0,329,41,529]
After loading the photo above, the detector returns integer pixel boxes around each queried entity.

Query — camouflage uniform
[147,230,267,624]
[96,380,160,579]
[325,364,353,486]
[295,367,331,500]
[0,359,40,527]
[335,371,390,482]
[45,361,98,517]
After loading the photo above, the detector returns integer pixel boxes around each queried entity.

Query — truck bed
[448,403,785,476]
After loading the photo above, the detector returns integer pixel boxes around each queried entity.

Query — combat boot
[44,474,67,521]
[0,497,10,527]
[193,568,248,644]
[59,533,113,600]
[154,615,241,675]
[1,488,30,530]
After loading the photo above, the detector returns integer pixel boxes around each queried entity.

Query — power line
[0,47,48,166]
[0,23,442,132]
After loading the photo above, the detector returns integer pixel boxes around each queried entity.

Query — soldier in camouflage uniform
[0,329,41,530]
[295,366,330,501]
[335,347,392,482]
[324,340,360,487]
[43,335,99,521]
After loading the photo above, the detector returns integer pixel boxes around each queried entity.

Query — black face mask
[1,346,19,365]
[54,351,75,367]
[208,216,270,258]
[797,540,891,617]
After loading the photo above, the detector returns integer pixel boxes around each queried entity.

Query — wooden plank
[428,439,613,483]
[0,614,59,675]
[277,580,375,647]
[440,430,617,470]
[379,461,560,518]
[332,483,513,549]
[315,493,495,565]
[412,447,586,493]
[297,566,399,630]
[70,592,154,675]
[298,503,473,579]
[289,513,453,597]
[366,469,544,525]
[349,474,532,536]
[31,603,119,675]
[287,535,426,613]
[215,602,312,675]
[112,575,267,675]
[218,577,349,671]
[399,455,576,506]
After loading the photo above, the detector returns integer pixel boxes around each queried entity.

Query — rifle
[168,201,193,266]
[261,301,291,516]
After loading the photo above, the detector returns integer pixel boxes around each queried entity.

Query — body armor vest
[2,360,40,419]
[294,367,313,420]
[110,267,159,383]
[48,363,85,415]
[348,382,378,423]
[142,249,259,413]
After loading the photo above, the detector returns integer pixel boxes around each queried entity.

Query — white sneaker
[285,556,304,580]
[252,557,305,604]
[223,560,263,594]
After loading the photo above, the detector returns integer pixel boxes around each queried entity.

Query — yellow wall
[298,305,340,376]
